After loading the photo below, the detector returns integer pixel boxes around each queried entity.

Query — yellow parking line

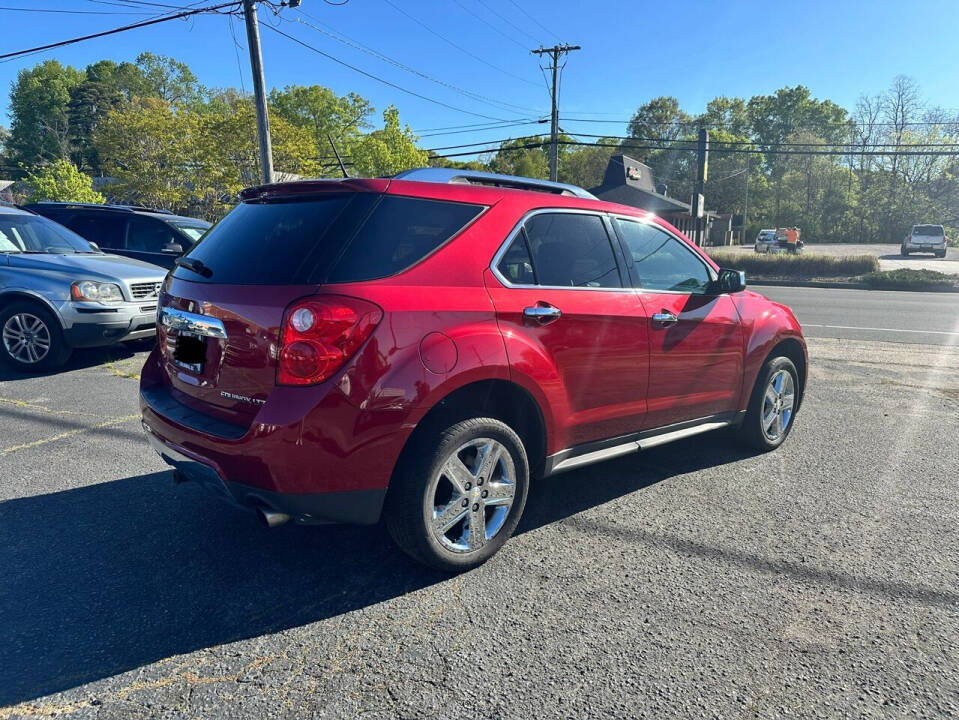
[0,396,98,417]
[0,414,141,457]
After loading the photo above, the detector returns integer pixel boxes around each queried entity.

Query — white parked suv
[901,224,947,257]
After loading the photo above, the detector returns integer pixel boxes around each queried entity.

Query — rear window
[172,194,483,285]
[913,225,944,236]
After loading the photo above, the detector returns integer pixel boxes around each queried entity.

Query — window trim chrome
[488,207,633,293]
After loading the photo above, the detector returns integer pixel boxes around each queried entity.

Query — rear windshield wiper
[175,256,213,278]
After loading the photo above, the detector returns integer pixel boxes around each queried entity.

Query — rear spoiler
[240,178,390,201]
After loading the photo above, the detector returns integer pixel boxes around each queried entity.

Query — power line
[562,131,959,148]
[561,116,959,129]
[260,22,517,122]
[413,119,544,134]
[0,5,153,14]
[0,2,239,61]
[417,120,546,138]
[475,0,542,45]
[380,0,541,89]
[505,0,561,43]
[451,0,529,50]
[290,11,545,115]
[429,139,959,159]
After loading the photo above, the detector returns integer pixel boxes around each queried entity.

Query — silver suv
[0,205,166,370]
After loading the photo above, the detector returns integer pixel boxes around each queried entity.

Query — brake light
[277,295,382,386]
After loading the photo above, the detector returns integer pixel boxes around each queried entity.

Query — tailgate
[158,277,315,426]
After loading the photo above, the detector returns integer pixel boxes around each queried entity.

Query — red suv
[140,169,807,571]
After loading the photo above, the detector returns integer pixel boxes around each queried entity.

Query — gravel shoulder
[1,338,957,719]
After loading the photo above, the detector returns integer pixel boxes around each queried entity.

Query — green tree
[486,136,549,179]
[349,106,428,177]
[269,85,372,160]
[135,52,202,105]
[627,96,691,147]
[93,95,323,219]
[558,141,616,189]
[68,61,151,172]
[8,61,85,166]
[697,97,750,136]
[21,160,105,203]
[93,97,194,210]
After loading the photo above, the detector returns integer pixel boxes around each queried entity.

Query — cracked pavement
[1,336,957,718]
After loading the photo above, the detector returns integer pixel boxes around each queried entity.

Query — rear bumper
[145,423,386,525]
[138,347,406,524]
[903,243,946,252]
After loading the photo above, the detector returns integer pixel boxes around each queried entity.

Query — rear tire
[385,417,529,572]
[936,250,946,258]
[736,356,799,452]
[0,301,70,372]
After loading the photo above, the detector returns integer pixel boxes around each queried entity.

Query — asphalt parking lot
[2,333,958,718]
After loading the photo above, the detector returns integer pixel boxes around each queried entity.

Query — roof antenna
[328,134,350,178]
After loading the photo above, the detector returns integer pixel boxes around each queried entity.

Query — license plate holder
[173,332,207,373]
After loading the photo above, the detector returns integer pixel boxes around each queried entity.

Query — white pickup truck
[901,224,947,258]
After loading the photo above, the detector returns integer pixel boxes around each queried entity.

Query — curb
[747,278,959,293]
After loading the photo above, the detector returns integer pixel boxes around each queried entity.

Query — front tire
[385,417,530,572]
[737,356,799,452]
[0,302,70,371]
[901,247,909,256]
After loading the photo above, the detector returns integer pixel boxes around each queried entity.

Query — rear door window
[520,212,622,288]
[66,213,127,249]
[175,194,483,285]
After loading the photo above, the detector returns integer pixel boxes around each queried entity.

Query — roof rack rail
[392,168,597,200]
[30,201,175,215]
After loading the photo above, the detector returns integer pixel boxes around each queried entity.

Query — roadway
[759,285,959,346]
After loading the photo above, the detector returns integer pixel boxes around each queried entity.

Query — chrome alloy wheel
[426,437,516,553]
[762,369,795,441]
[2,312,51,364]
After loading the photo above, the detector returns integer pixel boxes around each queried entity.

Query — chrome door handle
[523,305,562,324]
[651,311,679,326]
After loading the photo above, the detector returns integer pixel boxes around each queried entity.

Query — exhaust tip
[257,507,290,528]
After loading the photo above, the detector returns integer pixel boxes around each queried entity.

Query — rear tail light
[277,295,382,386]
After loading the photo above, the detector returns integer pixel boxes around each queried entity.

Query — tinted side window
[523,213,621,288]
[66,213,127,249]
[496,235,535,285]
[176,194,483,286]
[616,220,712,294]
[128,217,178,252]
[324,196,483,283]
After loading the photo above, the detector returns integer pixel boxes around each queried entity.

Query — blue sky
[2,0,958,156]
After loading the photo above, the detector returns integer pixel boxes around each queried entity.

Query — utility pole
[692,127,708,246]
[532,43,580,182]
[743,152,749,244]
[242,0,274,185]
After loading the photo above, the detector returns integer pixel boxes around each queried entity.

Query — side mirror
[162,242,184,254]
[88,242,100,252]
[709,268,746,294]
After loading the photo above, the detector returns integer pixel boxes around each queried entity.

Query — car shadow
[877,252,947,261]
[6,432,954,705]
[0,433,749,705]
[0,341,152,382]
